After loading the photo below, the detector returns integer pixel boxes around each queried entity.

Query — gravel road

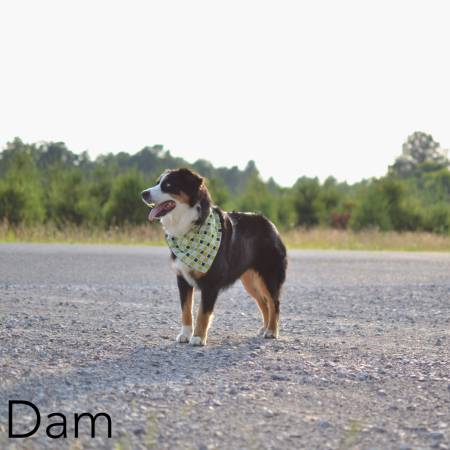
[0,244,449,450]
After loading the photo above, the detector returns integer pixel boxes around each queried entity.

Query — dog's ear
[180,168,204,194]
[190,172,204,192]
[177,168,210,208]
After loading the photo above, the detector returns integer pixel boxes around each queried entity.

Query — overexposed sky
[0,0,449,186]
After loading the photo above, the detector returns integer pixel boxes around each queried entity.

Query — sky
[0,0,449,186]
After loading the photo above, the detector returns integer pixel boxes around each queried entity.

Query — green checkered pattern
[165,209,222,273]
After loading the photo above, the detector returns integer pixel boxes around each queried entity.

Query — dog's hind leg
[252,246,286,339]
[246,270,280,338]
[254,272,279,339]
[241,270,269,334]
[263,290,280,339]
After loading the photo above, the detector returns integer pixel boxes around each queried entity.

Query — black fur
[177,274,193,317]
[165,168,287,326]
[192,208,287,315]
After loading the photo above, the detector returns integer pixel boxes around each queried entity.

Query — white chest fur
[172,257,198,287]
[161,203,199,238]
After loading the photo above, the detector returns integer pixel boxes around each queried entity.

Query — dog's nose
[141,190,152,203]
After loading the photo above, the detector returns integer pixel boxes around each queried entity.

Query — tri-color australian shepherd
[141,168,287,346]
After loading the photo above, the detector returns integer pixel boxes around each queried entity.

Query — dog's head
[141,168,211,234]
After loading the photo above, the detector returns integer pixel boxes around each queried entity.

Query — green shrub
[350,184,392,231]
[350,178,426,232]
[237,173,278,224]
[0,150,45,224]
[0,185,27,225]
[423,203,450,234]
[206,177,230,209]
[0,136,449,235]
[44,167,94,226]
[292,177,324,227]
[103,171,147,225]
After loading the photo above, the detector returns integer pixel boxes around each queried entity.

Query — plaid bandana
[165,209,222,273]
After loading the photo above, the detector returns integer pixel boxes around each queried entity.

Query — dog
[141,168,287,346]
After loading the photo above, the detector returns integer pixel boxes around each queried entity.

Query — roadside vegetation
[1,223,449,251]
[0,131,449,250]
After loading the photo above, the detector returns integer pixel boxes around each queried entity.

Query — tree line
[0,132,449,234]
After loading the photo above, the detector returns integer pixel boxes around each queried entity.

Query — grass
[0,222,165,246]
[283,227,450,252]
[1,222,450,252]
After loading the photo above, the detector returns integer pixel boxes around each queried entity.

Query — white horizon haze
[1,0,449,186]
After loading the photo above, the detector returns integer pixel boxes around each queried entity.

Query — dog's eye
[165,183,171,188]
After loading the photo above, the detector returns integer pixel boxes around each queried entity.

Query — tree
[292,177,323,227]
[424,203,450,234]
[391,132,448,176]
[88,164,115,221]
[36,141,78,169]
[205,177,230,209]
[103,171,147,225]
[1,135,449,235]
[350,180,392,231]
[44,166,94,226]
[350,177,424,231]
[0,186,27,225]
[0,148,45,225]
[238,173,278,224]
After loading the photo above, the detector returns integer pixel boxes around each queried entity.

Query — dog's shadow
[0,334,283,419]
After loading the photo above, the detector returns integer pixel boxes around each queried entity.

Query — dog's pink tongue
[148,205,164,221]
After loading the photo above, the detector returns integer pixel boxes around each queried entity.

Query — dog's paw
[257,326,267,336]
[176,325,192,344]
[189,336,205,346]
[176,333,190,343]
[263,329,278,339]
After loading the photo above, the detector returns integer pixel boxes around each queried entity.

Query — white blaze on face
[142,173,173,206]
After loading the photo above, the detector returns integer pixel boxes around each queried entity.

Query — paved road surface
[0,244,449,449]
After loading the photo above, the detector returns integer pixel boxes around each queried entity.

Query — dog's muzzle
[141,190,152,205]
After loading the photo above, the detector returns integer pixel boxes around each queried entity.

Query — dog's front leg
[189,288,218,346]
[176,275,194,343]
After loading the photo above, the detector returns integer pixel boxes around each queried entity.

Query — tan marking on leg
[181,287,194,326]
[193,304,213,342]
[243,269,279,337]
[264,296,279,338]
[241,270,269,328]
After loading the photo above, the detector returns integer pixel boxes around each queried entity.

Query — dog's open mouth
[148,200,176,221]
